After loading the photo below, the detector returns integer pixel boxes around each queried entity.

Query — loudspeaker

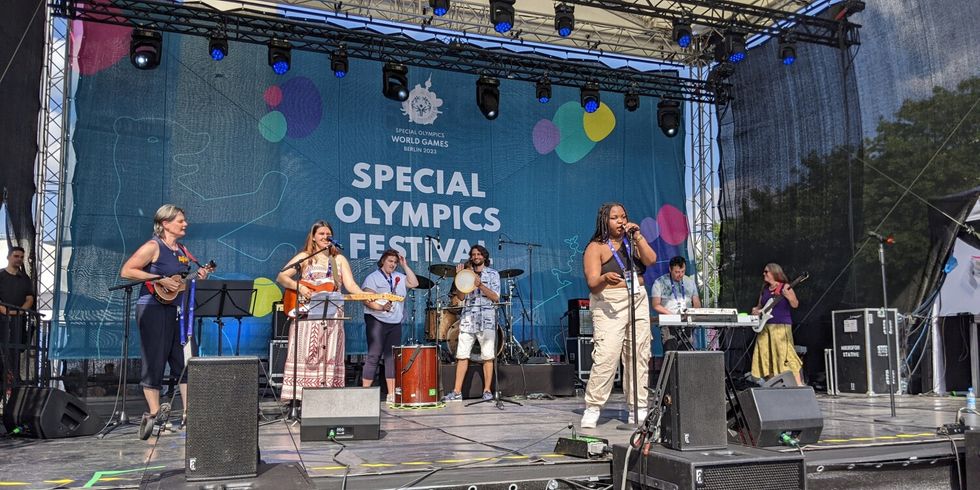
[272,302,290,340]
[737,386,824,447]
[763,370,800,388]
[186,356,259,481]
[301,387,380,441]
[2,387,103,438]
[612,443,805,490]
[268,339,288,387]
[966,430,980,490]
[661,351,727,451]
[566,337,620,384]
[567,298,593,337]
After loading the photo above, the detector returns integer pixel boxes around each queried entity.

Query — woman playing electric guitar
[275,220,369,401]
[120,204,212,439]
[750,263,804,386]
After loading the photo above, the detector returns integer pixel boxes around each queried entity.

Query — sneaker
[627,408,649,425]
[482,391,494,401]
[581,406,601,429]
[386,393,395,404]
[442,391,462,402]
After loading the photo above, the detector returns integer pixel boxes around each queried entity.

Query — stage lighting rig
[778,36,797,65]
[382,62,409,101]
[657,99,681,137]
[331,47,349,78]
[555,4,574,38]
[672,20,692,49]
[208,31,227,61]
[267,38,291,74]
[430,0,450,16]
[714,31,747,64]
[580,82,600,113]
[476,76,500,120]
[624,88,640,112]
[536,77,551,103]
[130,29,162,70]
[489,0,516,34]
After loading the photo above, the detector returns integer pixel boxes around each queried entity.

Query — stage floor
[0,391,969,489]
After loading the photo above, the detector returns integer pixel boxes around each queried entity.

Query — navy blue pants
[362,315,401,381]
[137,302,188,389]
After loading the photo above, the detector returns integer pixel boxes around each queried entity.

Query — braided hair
[589,202,626,243]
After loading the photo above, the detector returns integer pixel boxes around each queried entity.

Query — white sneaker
[581,407,601,429]
[627,408,648,425]
[386,393,395,405]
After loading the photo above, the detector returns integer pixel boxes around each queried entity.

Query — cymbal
[428,263,457,278]
[414,276,435,290]
[499,268,524,279]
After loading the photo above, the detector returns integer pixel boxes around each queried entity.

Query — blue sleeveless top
[138,237,191,305]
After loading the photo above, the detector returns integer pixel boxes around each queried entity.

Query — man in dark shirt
[1,246,35,388]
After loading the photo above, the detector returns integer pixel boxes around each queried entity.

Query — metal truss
[34,8,72,315]
[688,58,718,307]
[51,0,726,102]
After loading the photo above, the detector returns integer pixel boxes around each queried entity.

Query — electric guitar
[754,272,809,333]
[152,260,217,304]
[282,281,404,318]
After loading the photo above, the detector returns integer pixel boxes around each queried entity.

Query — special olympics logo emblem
[401,76,443,125]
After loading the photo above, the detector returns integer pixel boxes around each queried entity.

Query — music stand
[193,280,256,356]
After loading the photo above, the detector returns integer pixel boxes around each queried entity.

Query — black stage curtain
[716,6,864,379]
[0,0,44,276]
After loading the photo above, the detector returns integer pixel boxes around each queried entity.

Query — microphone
[327,237,344,250]
[425,233,441,244]
[867,231,895,244]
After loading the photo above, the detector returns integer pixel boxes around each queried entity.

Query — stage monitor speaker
[186,356,259,482]
[301,387,380,441]
[567,298,593,337]
[737,386,824,447]
[966,430,980,490]
[2,386,103,438]
[661,351,727,451]
[612,443,805,490]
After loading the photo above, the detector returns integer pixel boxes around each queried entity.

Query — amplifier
[831,308,901,395]
[566,337,619,384]
[612,443,806,490]
[567,298,593,337]
[272,302,290,339]
[268,339,288,387]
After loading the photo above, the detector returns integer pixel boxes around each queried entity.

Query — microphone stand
[279,245,333,422]
[99,276,161,438]
[870,236,912,424]
[617,232,641,431]
[499,238,541,348]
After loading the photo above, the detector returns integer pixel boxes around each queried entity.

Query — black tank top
[600,243,637,277]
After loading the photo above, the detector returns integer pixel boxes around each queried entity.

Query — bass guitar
[282,281,404,318]
[152,260,217,305]
[754,272,809,333]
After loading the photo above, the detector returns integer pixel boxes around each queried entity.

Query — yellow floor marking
[44,481,74,485]
[0,483,31,487]
[310,466,347,470]
[361,463,396,468]
[400,462,434,465]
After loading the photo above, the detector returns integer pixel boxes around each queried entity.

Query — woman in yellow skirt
[751,263,803,385]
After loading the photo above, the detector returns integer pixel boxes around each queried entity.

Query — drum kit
[390,261,527,408]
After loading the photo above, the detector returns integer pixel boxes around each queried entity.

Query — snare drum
[424,308,459,340]
[446,325,504,361]
[393,345,439,406]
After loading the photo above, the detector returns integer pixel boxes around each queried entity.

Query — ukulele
[151,260,217,304]
[282,281,404,318]
[754,272,809,332]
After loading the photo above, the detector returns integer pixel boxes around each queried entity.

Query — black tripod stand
[99,277,157,438]
[465,348,521,409]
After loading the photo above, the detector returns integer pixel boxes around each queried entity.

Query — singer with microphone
[276,220,368,402]
[1,246,35,394]
[580,202,657,429]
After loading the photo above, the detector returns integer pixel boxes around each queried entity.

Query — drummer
[442,245,500,402]
[361,249,419,404]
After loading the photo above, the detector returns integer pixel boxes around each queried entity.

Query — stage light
[555,4,574,37]
[580,83,600,113]
[208,32,227,61]
[714,31,746,63]
[430,0,450,16]
[476,76,500,120]
[331,47,349,78]
[489,0,515,33]
[657,99,681,137]
[624,89,639,112]
[382,62,409,101]
[672,20,692,48]
[535,77,551,103]
[130,29,162,70]
[778,36,797,65]
[267,39,291,75]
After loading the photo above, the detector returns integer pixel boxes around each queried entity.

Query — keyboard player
[651,256,701,351]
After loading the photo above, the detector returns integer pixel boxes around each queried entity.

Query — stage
[0,390,970,489]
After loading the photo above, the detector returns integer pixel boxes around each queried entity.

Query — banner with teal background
[54,24,689,359]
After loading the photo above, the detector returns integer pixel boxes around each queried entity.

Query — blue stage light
[673,20,693,49]
[555,4,574,37]
[430,0,450,16]
[208,32,228,61]
[584,99,599,113]
[495,21,512,33]
[580,82,600,113]
[490,0,515,34]
[267,39,292,75]
[272,60,289,75]
[536,77,551,103]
